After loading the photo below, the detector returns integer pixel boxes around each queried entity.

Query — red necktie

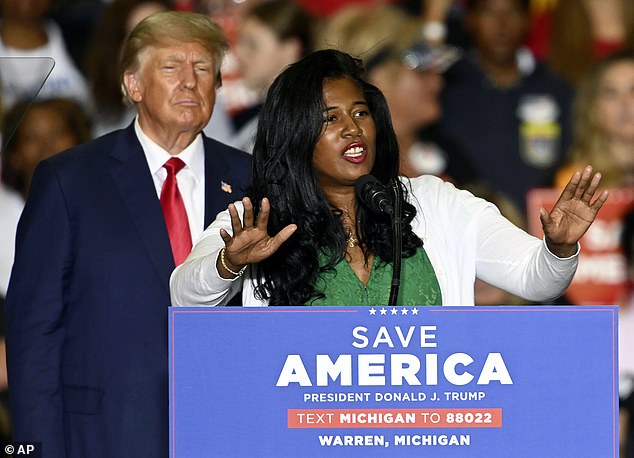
[160,158,192,266]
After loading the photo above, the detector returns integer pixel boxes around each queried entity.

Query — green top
[308,247,442,306]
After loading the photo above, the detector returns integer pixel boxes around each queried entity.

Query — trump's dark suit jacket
[5,124,252,457]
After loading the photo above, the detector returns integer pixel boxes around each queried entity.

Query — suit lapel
[109,125,174,295]
[203,136,229,227]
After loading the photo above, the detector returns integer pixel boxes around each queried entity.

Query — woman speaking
[170,50,607,307]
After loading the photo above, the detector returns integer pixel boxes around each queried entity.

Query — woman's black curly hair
[247,49,422,305]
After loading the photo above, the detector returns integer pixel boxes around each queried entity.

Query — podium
[169,306,618,457]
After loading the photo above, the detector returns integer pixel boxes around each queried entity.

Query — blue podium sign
[169,306,618,457]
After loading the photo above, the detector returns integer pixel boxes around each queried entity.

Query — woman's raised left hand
[540,165,609,258]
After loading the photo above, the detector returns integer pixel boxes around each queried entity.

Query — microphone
[355,175,394,216]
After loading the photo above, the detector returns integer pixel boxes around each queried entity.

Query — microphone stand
[388,179,402,306]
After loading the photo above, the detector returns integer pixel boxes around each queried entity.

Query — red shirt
[526,10,624,61]
[296,0,398,17]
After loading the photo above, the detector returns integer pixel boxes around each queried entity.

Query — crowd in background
[0,0,632,454]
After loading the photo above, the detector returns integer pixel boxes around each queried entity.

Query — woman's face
[387,66,443,130]
[11,105,78,192]
[596,60,634,145]
[235,17,299,94]
[312,77,376,193]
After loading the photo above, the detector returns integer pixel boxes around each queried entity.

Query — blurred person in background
[0,85,22,300]
[1,97,92,199]
[1,96,91,293]
[290,0,473,49]
[230,0,316,153]
[526,0,634,86]
[439,0,574,213]
[0,182,21,300]
[0,90,17,448]
[320,3,479,185]
[402,0,472,48]
[0,0,91,112]
[555,50,634,190]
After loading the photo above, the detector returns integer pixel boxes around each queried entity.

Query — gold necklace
[341,209,358,248]
[347,232,358,248]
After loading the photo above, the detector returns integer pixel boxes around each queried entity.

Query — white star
[411,308,419,315]
[401,308,408,315]
[369,308,377,315]
[390,308,398,315]
[380,308,388,315]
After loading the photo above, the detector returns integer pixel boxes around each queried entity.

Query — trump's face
[124,41,217,145]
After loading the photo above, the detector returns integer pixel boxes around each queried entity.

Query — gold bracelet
[220,247,247,277]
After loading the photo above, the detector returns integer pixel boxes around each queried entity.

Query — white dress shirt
[134,119,206,243]
[0,184,24,297]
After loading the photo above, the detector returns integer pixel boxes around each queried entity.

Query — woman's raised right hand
[217,197,297,277]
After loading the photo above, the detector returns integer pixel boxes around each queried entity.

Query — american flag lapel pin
[221,181,233,193]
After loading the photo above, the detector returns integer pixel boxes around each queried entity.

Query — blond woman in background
[555,50,634,189]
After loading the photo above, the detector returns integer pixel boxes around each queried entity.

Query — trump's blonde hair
[119,11,228,97]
